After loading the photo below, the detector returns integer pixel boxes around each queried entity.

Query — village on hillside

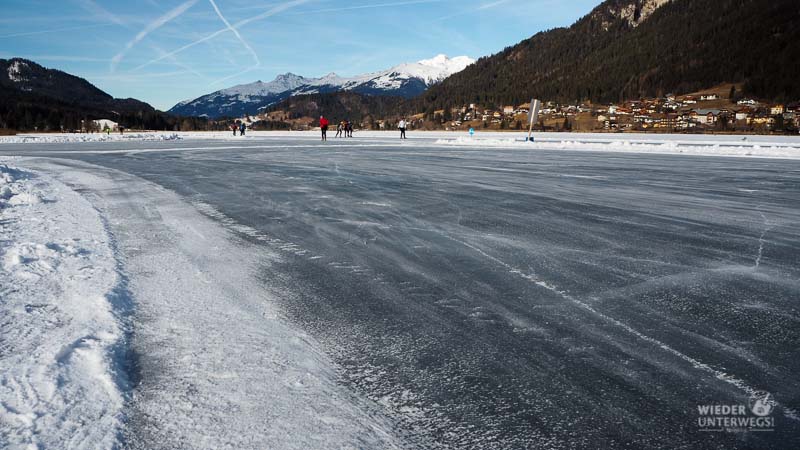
[406,84,800,134]
[251,84,800,136]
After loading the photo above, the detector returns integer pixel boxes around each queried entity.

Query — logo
[749,391,775,417]
[697,391,776,433]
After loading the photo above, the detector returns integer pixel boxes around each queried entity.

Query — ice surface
[1,134,799,448]
[12,159,404,449]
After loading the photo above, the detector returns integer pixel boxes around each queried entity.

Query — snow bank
[435,136,800,159]
[0,163,126,449]
[0,132,181,144]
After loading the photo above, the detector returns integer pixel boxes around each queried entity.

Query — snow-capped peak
[170,54,475,118]
[399,54,475,84]
[7,60,28,83]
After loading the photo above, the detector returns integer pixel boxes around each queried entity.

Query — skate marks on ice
[19,159,405,450]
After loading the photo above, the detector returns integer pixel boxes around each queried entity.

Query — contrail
[133,0,310,72]
[132,0,447,73]
[111,0,198,71]
[207,0,260,67]
[0,23,113,39]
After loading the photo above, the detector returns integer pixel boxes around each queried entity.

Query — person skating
[319,115,329,141]
[240,122,246,136]
[231,123,237,136]
[398,118,407,139]
[335,121,343,138]
[345,120,353,138]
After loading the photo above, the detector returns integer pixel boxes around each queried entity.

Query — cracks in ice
[754,211,772,270]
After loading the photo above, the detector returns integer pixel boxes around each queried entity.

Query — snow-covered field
[0,133,182,144]
[3,130,800,159]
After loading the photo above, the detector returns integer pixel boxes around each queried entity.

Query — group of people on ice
[319,115,410,141]
[335,120,354,138]
[230,121,247,136]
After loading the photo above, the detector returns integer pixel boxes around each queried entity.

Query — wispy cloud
[133,0,310,72]
[73,0,126,25]
[431,0,512,23]
[286,0,449,16]
[0,23,114,39]
[111,0,198,72]
[209,65,261,86]
[149,44,206,79]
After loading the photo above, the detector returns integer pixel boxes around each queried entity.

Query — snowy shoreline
[0,163,127,449]
[2,130,799,159]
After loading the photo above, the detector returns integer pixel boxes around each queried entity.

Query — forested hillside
[265,92,408,127]
[0,58,209,131]
[418,0,800,110]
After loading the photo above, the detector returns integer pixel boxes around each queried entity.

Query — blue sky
[0,0,599,110]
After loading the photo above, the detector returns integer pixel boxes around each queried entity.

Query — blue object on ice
[469,127,474,136]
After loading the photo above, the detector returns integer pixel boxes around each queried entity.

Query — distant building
[700,94,719,101]
[770,105,785,115]
[93,119,118,131]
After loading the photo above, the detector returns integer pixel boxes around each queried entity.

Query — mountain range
[168,54,474,119]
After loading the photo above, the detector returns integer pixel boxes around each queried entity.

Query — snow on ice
[0,163,126,449]
[0,158,403,449]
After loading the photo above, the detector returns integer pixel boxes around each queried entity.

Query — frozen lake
[3,132,800,448]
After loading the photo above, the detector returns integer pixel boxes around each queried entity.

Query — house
[735,110,750,121]
[93,119,118,131]
[700,94,719,101]
[694,109,720,125]
[737,99,758,106]
[503,106,515,115]
[770,105,785,116]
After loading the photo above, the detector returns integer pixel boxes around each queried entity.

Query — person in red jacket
[319,115,329,141]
